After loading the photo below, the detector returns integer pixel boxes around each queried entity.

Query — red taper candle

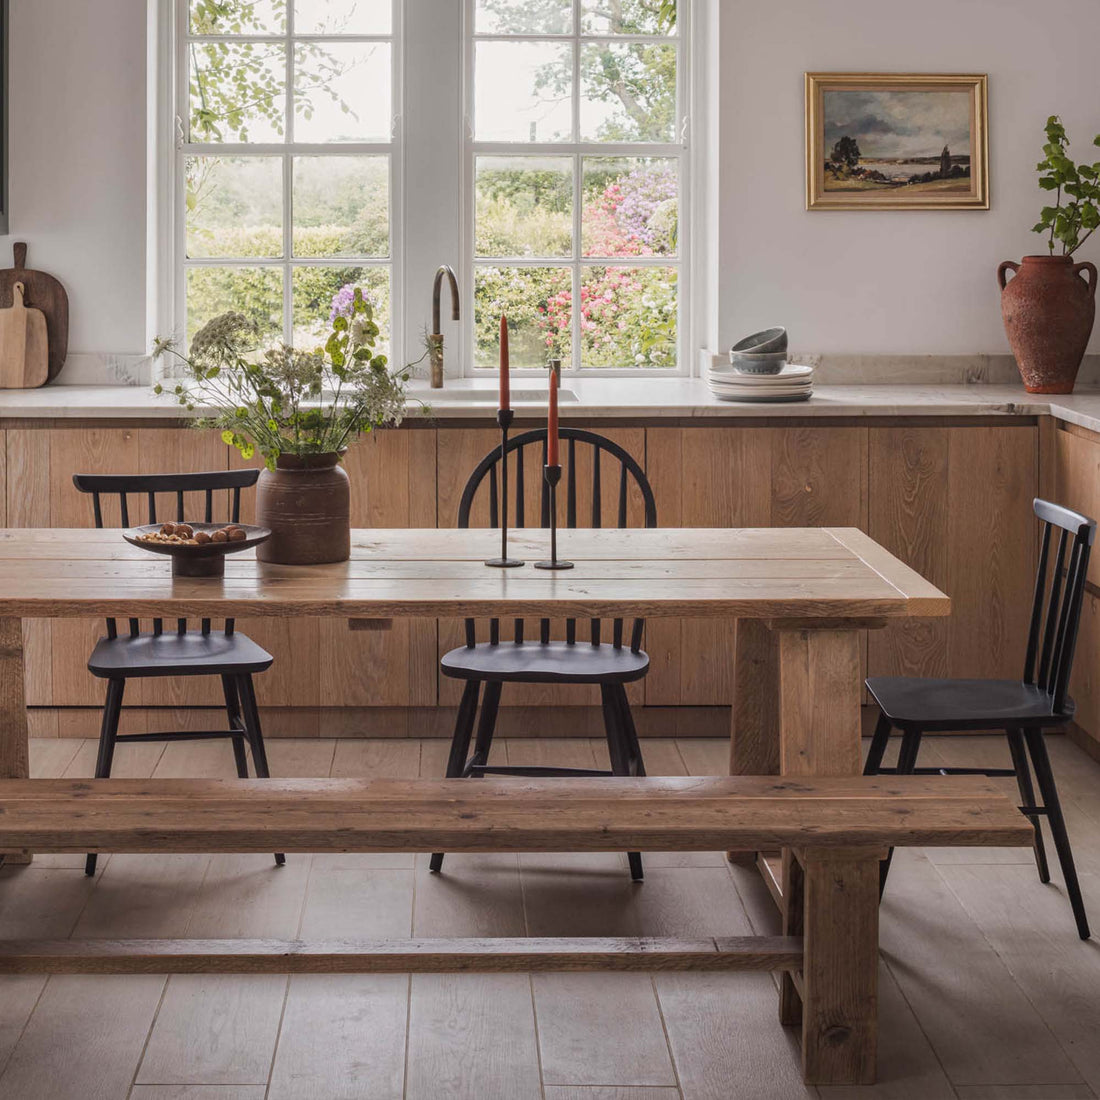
[498,314,510,412]
[547,359,560,466]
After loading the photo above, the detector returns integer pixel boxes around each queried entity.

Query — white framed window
[161,0,690,377]
[173,0,401,364]
[465,0,689,374]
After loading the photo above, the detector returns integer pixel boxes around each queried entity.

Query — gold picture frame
[805,73,989,211]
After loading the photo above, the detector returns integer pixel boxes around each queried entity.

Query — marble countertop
[4,378,1100,431]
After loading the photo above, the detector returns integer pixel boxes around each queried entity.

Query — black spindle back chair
[433,428,658,882]
[864,498,1095,938]
[72,469,282,875]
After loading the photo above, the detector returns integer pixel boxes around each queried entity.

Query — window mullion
[283,7,294,344]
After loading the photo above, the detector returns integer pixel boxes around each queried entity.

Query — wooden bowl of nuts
[123,522,271,577]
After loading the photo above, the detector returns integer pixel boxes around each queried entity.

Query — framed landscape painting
[805,73,989,211]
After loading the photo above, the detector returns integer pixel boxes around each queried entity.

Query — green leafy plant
[1033,115,1100,256]
[153,289,415,469]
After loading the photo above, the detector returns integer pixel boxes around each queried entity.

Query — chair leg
[612,684,646,778]
[863,711,892,775]
[430,680,482,874]
[1023,729,1090,939]
[601,684,643,882]
[469,680,502,774]
[86,678,126,876]
[1006,726,1050,884]
[222,675,249,779]
[236,674,284,868]
[879,727,923,896]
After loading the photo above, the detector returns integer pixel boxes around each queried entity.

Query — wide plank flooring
[0,733,1098,1099]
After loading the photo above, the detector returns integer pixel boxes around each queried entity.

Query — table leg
[775,626,863,778]
[0,618,31,864]
[798,847,879,1085]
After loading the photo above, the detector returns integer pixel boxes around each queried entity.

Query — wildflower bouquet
[153,289,410,469]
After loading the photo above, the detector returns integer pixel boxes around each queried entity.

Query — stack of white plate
[706,362,814,403]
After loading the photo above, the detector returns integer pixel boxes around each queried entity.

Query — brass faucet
[429,265,460,388]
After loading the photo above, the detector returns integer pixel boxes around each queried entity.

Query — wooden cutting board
[0,243,69,382]
[0,282,49,388]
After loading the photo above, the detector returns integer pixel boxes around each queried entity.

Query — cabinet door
[868,424,1037,682]
[435,425,647,712]
[644,426,867,705]
[233,427,439,710]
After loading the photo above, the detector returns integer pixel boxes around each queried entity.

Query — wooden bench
[0,774,1030,1085]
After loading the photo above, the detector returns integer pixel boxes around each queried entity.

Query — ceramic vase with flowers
[1000,116,1099,394]
[152,289,411,564]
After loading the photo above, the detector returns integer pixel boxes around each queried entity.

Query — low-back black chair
[72,469,282,875]
[431,428,657,881]
[864,498,1094,938]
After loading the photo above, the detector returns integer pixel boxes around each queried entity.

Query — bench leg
[0,618,31,866]
[799,847,879,1086]
[778,850,804,1026]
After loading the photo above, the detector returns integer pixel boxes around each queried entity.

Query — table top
[0,527,949,620]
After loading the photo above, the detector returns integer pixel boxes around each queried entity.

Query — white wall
[2,0,1098,366]
[713,0,1100,355]
[0,0,147,360]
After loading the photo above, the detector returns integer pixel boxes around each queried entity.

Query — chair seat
[89,631,274,679]
[866,676,1074,730]
[441,641,650,684]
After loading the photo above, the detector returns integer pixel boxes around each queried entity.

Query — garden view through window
[179,0,685,373]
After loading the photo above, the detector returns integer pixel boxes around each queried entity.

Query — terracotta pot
[998,255,1097,393]
[255,452,350,564]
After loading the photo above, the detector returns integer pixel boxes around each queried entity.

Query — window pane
[474,42,572,143]
[186,156,282,259]
[582,158,677,257]
[293,157,389,258]
[294,0,391,34]
[475,0,572,35]
[581,0,677,35]
[293,42,391,143]
[580,42,676,142]
[292,266,390,351]
[579,266,675,368]
[186,266,283,343]
[190,42,286,143]
[475,157,572,258]
[474,266,571,367]
[189,0,285,34]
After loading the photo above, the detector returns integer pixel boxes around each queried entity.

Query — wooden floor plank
[676,739,730,777]
[131,1087,268,1099]
[406,973,543,1100]
[0,866,97,939]
[0,974,165,1100]
[268,974,408,1100]
[543,1089,683,1100]
[131,1089,268,1099]
[413,853,525,937]
[63,737,166,779]
[72,854,211,938]
[331,738,421,779]
[298,868,415,939]
[879,851,1084,1088]
[263,738,337,778]
[657,972,813,1100]
[27,738,82,778]
[184,853,313,940]
[137,974,287,1086]
[0,974,46,1078]
[937,862,1100,1091]
[534,972,678,1087]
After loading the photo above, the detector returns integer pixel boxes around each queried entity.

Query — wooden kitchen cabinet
[644,426,867,706]
[867,423,1037,683]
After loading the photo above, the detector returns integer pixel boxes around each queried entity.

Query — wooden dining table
[0,523,948,814]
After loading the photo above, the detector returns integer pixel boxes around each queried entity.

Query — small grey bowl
[731,327,787,355]
[728,349,787,375]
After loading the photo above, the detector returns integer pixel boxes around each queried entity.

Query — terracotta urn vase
[255,452,350,565]
[998,255,1097,393]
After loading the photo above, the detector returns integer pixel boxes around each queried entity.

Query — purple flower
[329,284,358,324]
[616,166,678,248]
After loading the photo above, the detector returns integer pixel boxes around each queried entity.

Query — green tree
[829,135,861,169]
[479,0,677,142]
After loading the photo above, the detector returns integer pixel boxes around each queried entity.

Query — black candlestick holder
[534,464,574,570]
[485,407,525,568]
